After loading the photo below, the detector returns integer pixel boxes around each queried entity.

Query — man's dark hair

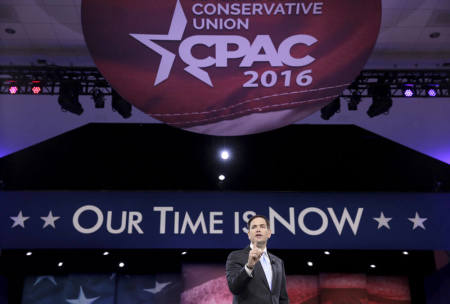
[247,215,270,229]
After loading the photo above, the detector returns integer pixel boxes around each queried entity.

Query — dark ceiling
[0,123,449,192]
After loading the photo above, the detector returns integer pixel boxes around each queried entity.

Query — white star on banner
[33,276,57,286]
[408,212,427,230]
[144,281,171,294]
[373,212,392,229]
[10,211,30,228]
[66,286,99,304]
[40,211,60,229]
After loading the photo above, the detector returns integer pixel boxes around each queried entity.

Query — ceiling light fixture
[220,150,230,160]
[320,97,340,120]
[58,80,83,115]
[92,88,105,108]
[32,81,42,94]
[347,92,361,111]
[9,85,18,94]
[367,84,392,117]
[112,90,132,118]
[426,85,439,97]
[32,86,41,94]
[402,84,415,97]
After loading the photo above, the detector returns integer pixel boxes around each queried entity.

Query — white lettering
[210,211,223,234]
[174,211,180,234]
[240,35,283,67]
[128,211,144,234]
[192,3,203,15]
[269,207,295,234]
[298,207,328,236]
[106,210,126,234]
[301,3,313,14]
[181,212,207,234]
[313,2,323,14]
[278,35,317,66]
[273,3,286,15]
[153,206,173,234]
[242,210,256,234]
[328,207,363,236]
[73,205,104,234]
[178,34,317,86]
[216,36,250,67]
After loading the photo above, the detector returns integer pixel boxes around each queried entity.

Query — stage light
[26,251,32,256]
[31,80,42,94]
[370,264,376,269]
[118,262,125,268]
[32,86,41,94]
[58,262,64,267]
[112,90,132,118]
[220,150,230,160]
[58,80,83,115]
[403,88,413,97]
[347,92,361,111]
[9,85,18,94]
[402,84,415,97]
[307,261,313,267]
[92,89,105,108]
[320,97,340,120]
[367,84,392,118]
[181,251,187,255]
[402,251,409,255]
[427,88,437,97]
[324,251,330,255]
[103,251,110,256]
[218,174,226,181]
[427,85,438,97]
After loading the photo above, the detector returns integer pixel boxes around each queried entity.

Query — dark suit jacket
[226,246,289,304]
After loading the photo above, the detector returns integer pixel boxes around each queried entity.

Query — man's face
[247,217,271,247]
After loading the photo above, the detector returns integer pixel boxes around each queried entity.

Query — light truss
[340,70,449,98]
[1,66,449,97]
[0,65,109,95]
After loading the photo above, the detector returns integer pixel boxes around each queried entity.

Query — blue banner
[1,192,449,249]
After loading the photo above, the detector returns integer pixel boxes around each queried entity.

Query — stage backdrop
[1,192,449,250]
[21,268,411,304]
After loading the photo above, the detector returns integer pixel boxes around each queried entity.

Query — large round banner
[82,0,381,135]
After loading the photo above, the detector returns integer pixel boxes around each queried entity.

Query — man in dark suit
[226,215,289,304]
